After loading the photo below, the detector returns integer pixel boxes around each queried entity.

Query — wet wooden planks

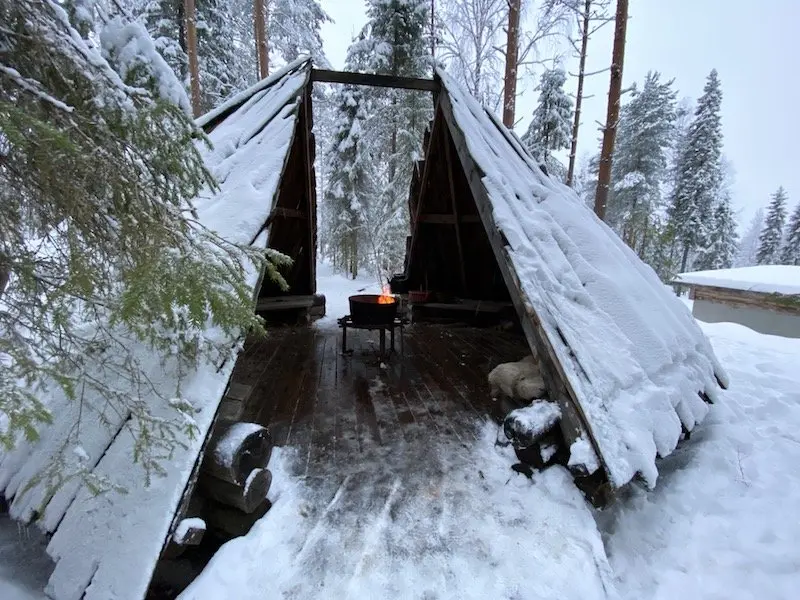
[227,323,530,478]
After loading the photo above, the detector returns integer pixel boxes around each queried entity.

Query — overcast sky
[319,0,799,227]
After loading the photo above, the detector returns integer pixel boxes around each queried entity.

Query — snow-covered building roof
[676,265,800,296]
[0,58,315,600]
[402,68,728,492]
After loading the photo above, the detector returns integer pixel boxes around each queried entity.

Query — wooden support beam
[406,96,443,283]
[310,69,439,92]
[270,207,305,220]
[301,87,317,293]
[443,128,468,294]
[416,213,480,224]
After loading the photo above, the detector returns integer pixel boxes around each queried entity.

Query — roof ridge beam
[310,69,439,92]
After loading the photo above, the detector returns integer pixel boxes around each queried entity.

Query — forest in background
[27,0,800,287]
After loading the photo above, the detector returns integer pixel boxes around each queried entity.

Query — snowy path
[180,426,614,600]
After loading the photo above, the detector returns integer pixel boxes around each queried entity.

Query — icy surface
[180,428,615,600]
[439,69,726,489]
[675,265,800,295]
[0,62,311,600]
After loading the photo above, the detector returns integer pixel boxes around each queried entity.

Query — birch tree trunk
[184,0,201,117]
[593,0,628,220]
[502,0,521,128]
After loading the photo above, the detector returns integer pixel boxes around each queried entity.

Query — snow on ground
[180,429,615,600]
[675,265,800,295]
[3,267,799,599]
[315,261,381,329]
[601,321,800,600]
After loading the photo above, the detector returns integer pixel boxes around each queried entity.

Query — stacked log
[200,468,272,514]
[490,355,570,470]
[196,421,276,541]
[202,422,272,485]
[205,499,273,540]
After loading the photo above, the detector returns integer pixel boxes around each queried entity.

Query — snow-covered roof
[0,59,311,600]
[437,69,727,490]
[675,265,800,296]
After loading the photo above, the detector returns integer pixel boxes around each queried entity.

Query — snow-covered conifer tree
[781,200,800,265]
[352,0,432,280]
[0,0,284,479]
[735,208,764,267]
[693,196,739,270]
[269,0,331,66]
[756,187,788,265]
[665,69,724,273]
[322,33,375,279]
[521,68,573,180]
[607,72,677,250]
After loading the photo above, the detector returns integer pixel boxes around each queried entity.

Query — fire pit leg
[390,327,396,354]
[341,324,348,354]
[379,328,386,360]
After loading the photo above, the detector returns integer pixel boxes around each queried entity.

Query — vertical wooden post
[502,0,521,128]
[566,0,592,187]
[593,0,628,220]
[184,0,201,117]
[254,0,269,79]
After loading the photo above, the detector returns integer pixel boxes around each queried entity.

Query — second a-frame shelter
[400,69,728,492]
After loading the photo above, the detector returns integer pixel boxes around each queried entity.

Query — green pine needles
[0,0,288,493]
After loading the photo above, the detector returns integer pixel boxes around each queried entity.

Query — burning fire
[378,284,395,304]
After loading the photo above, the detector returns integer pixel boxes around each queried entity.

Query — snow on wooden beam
[310,69,439,92]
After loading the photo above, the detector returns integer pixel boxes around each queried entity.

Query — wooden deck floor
[228,323,529,478]
[183,323,617,599]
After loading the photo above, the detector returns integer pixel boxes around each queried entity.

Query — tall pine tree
[1,0,283,476]
[322,33,375,279]
[735,208,764,267]
[781,200,800,265]
[607,72,677,252]
[521,68,573,180]
[665,69,723,274]
[756,187,788,265]
[693,195,738,270]
[357,0,432,280]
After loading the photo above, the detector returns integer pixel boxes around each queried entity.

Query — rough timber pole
[184,0,201,117]
[566,0,592,187]
[502,0,521,128]
[593,0,628,220]
[254,0,269,79]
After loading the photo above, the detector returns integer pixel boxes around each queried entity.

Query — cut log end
[199,468,272,514]
[203,422,273,485]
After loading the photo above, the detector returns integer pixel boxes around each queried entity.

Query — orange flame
[378,284,394,304]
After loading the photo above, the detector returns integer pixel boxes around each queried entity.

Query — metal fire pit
[339,294,407,359]
[348,294,398,326]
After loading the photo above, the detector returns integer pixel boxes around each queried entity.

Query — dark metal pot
[348,294,398,326]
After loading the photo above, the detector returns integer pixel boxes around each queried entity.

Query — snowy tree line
[319,0,433,282]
